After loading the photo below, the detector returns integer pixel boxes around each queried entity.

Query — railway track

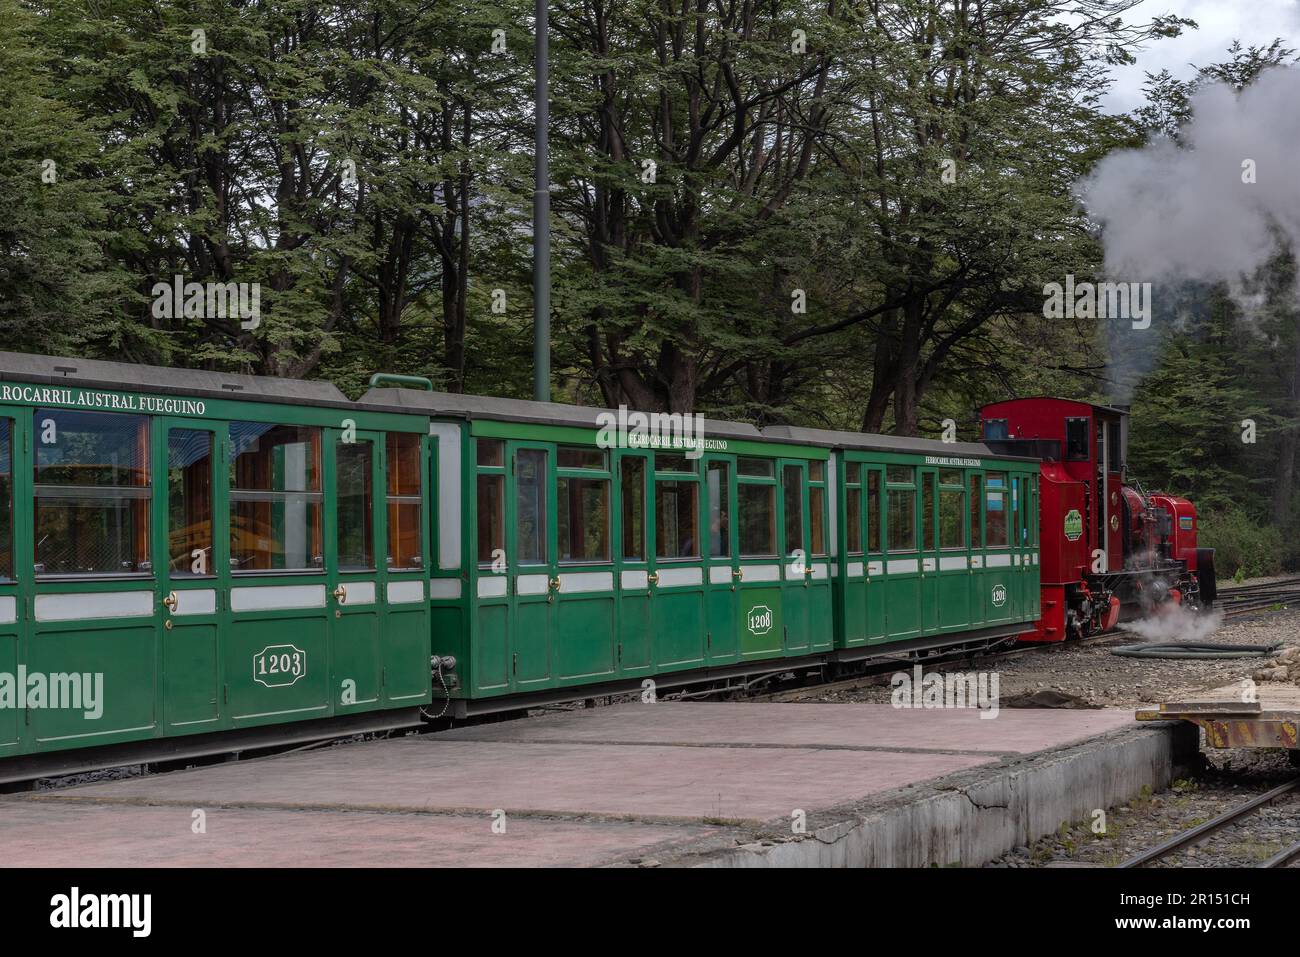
[1217,576,1300,617]
[1117,777,1300,868]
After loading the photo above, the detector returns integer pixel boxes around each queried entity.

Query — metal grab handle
[549,577,561,592]
[647,572,659,586]
[732,568,743,580]
[162,591,178,613]
[332,584,347,604]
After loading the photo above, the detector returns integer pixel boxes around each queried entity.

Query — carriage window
[655,477,699,559]
[940,486,965,550]
[168,429,213,576]
[515,448,548,565]
[34,409,150,575]
[0,420,12,581]
[558,446,606,470]
[985,472,1008,546]
[867,471,881,553]
[707,461,730,558]
[229,423,322,572]
[809,461,825,482]
[558,476,609,562]
[738,457,774,478]
[969,475,983,548]
[887,465,914,484]
[477,439,503,467]
[782,465,804,555]
[476,473,504,566]
[739,483,775,556]
[922,474,936,550]
[621,457,645,560]
[386,433,422,569]
[845,485,862,555]
[655,452,695,475]
[809,485,826,556]
[336,438,375,571]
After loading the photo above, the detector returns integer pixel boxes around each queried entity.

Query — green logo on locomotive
[1064,509,1083,542]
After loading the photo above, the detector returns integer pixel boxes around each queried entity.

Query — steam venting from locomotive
[1080,65,1300,402]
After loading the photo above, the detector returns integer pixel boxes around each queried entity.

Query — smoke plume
[1079,66,1300,400]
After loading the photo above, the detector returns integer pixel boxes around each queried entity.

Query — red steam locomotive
[979,398,1216,642]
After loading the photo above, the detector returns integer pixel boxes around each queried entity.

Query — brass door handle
[549,577,561,592]
[647,572,659,586]
[333,584,347,604]
[732,568,743,580]
[162,591,178,613]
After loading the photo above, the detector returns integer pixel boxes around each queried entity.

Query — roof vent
[221,383,245,392]
[54,365,77,376]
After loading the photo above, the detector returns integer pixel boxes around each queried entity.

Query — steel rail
[1117,777,1300,868]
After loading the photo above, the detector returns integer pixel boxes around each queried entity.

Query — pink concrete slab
[438,701,1138,754]
[25,737,991,824]
[0,801,705,867]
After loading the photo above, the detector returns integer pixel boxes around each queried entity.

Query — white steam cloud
[1119,605,1223,643]
[1083,66,1300,286]
[1079,66,1300,401]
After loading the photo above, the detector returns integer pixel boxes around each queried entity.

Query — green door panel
[162,621,221,729]
[738,587,782,657]
[618,589,653,674]
[556,595,616,682]
[226,614,330,727]
[383,601,432,703]
[475,602,510,692]
[653,588,705,669]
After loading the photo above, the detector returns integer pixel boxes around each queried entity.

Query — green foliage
[1197,508,1284,580]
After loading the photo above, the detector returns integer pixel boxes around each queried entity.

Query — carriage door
[918,467,941,633]
[158,420,224,732]
[779,459,810,653]
[0,414,21,753]
[509,442,554,691]
[702,454,738,663]
[328,429,383,713]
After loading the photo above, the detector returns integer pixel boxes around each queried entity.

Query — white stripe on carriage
[810,563,829,580]
[422,580,455,601]
[657,566,702,588]
[742,564,781,582]
[848,561,864,577]
[887,558,919,574]
[867,561,884,576]
[515,574,550,596]
[558,571,613,593]
[35,591,155,622]
[0,595,17,624]
[939,556,967,570]
[621,569,649,590]
[476,576,507,599]
[230,584,326,613]
[173,589,216,616]
[709,566,732,585]
[341,581,377,605]
[985,554,1012,567]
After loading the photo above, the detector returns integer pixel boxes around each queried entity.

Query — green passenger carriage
[0,351,1040,772]
[358,389,1041,716]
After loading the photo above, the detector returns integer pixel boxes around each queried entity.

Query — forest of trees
[0,0,1297,574]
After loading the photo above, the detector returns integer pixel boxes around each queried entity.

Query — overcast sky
[1103,0,1300,113]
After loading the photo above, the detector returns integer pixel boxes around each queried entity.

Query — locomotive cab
[979,397,1210,640]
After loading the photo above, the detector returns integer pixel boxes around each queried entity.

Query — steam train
[979,397,1216,642]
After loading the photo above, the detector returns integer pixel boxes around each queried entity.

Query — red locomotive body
[979,398,1216,642]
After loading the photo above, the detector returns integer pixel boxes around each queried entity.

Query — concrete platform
[0,702,1193,867]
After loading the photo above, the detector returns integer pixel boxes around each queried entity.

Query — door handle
[549,576,561,592]
[332,584,347,604]
[162,591,178,614]
[732,567,743,580]
[647,571,659,586]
